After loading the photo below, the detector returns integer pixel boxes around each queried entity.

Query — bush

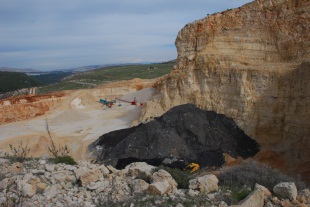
[45,119,71,158]
[52,156,77,165]
[157,166,193,189]
[8,140,30,163]
[218,160,306,190]
[215,186,252,205]
[231,188,251,201]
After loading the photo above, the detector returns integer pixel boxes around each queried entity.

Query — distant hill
[32,71,73,84]
[0,61,175,94]
[0,71,43,93]
[38,62,174,94]
[0,67,39,73]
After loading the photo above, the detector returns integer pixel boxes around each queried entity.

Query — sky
[0,0,252,71]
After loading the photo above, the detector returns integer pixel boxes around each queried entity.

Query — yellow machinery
[184,162,200,173]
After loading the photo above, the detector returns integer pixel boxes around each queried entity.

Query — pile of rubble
[0,158,309,207]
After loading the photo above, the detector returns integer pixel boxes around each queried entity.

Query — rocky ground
[0,158,309,207]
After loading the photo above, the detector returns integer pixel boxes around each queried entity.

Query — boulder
[16,180,36,197]
[31,169,45,175]
[98,165,110,175]
[148,180,171,195]
[36,182,47,191]
[131,179,149,194]
[86,181,105,191]
[7,162,23,174]
[75,168,103,187]
[219,201,228,207]
[255,184,271,197]
[125,162,156,178]
[43,185,59,200]
[45,164,55,172]
[297,189,310,204]
[52,171,76,183]
[106,165,119,173]
[0,178,10,191]
[39,160,46,165]
[151,169,177,194]
[189,174,218,194]
[273,182,297,201]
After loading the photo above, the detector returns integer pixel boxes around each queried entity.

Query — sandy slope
[0,88,155,160]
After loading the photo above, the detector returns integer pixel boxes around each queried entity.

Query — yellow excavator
[184,162,200,173]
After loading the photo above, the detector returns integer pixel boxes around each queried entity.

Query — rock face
[138,0,310,179]
[90,104,260,168]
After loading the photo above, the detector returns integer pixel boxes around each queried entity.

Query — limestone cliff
[139,0,310,178]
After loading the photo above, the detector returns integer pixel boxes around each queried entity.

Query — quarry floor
[0,87,155,161]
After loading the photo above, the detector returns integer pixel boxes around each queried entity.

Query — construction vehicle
[184,162,200,173]
[116,97,144,106]
[99,99,116,108]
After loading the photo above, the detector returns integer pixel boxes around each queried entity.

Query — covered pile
[90,104,260,169]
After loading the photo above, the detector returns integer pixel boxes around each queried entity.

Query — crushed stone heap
[90,104,260,168]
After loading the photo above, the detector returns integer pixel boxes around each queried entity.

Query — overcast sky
[0,0,252,71]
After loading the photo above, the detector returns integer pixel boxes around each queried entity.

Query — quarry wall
[139,0,310,164]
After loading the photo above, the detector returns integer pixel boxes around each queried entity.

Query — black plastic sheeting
[89,104,260,169]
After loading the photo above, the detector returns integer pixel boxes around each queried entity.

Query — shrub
[218,160,306,190]
[231,188,251,201]
[45,119,76,165]
[45,119,70,158]
[215,186,252,205]
[52,156,77,165]
[0,184,25,207]
[9,140,30,163]
[157,165,193,189]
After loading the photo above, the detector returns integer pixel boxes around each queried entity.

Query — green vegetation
[66,63,174,82]
[157,166,193,189]
[0,71,43,93]
[7,140,31,163]
[45,119,77,165]
[33,71,73,84]
[213,186,252,205]
[38,62,174,94]
[231,188,251,201]
[50,156,77,165]
[0,62,174,95]
[38,81,93,94]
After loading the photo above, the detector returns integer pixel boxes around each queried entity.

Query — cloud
[0,0,252,70]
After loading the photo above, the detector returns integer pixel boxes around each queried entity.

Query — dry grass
[218,160,307,190]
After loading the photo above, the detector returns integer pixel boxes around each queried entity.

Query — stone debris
[0,159,308,207]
